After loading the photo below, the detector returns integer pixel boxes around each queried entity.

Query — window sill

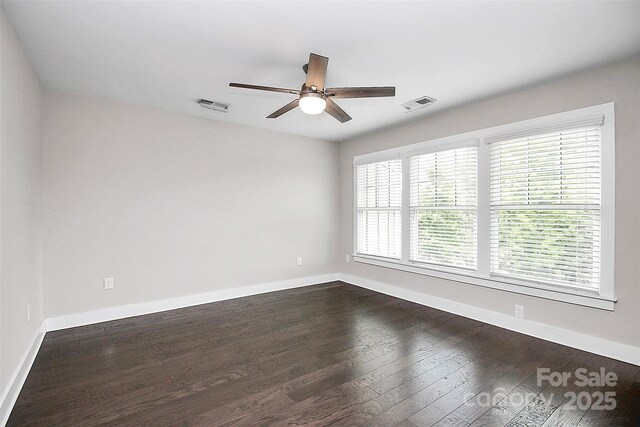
[352,255,616,311]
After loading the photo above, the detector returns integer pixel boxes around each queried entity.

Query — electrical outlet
[104,277,114,290]
[27,304,31,322]
[515,304,524,319]
[296,257,302,266]
[345,254,350,263]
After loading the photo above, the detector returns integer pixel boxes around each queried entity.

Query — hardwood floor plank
[469,406,516,427]
[433,414,471,426]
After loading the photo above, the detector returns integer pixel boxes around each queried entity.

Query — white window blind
[409,146,478,269]
[489,124,602,289]
[356,159,402,258]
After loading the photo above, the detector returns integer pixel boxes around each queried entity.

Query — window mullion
[401,154,410,263]
[477,140,491,276]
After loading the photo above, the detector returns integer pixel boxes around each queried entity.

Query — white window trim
[352,103,616,311]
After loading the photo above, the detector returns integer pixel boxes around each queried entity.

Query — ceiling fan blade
[325,98,352,123]
[325,86,396,98]
[229,83,300,95]
[305,53,329,90]
[266,99,300,118]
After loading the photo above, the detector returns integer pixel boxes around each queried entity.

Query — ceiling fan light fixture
[299,92,326,115]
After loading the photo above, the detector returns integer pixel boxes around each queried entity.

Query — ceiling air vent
[402,96,436,113]
[198,98,229,113]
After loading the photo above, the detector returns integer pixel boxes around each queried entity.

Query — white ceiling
[4,1,640,142]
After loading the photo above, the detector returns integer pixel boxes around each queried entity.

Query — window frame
[355,158,403,260]
[408,143,479,270]
[352,103,616,310]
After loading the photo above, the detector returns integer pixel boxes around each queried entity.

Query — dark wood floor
[8,282,639,426]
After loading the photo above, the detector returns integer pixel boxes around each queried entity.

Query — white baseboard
[0,321,46,427]
[46,273,339,332]
[338,273,640,366]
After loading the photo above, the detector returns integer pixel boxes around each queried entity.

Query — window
[489,124,601,289]
[409,145,477,269]
[353,103,615,310]
[356,159,402,258]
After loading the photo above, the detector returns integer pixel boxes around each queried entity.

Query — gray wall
[339,56,640,347]
[42,92,339,318]
[0,7,44,398]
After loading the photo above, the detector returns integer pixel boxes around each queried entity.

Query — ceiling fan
[229,53,395,123]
